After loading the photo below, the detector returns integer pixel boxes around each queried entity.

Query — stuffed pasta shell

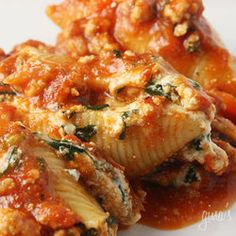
[35,133,142,225]
[64,61,228,177]
[47,0,236,121]
[0,122,115,235]
[0,45,226,178]
[0,0,236,234]
[0,101,141,227]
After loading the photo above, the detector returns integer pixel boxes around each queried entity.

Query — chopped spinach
[191,134,211,151]
[113,49,121,58]
[86,104,109,111]
[82,229,98,236]
[106,216,117,227]
[61,110,76,119]
[122,111,132,119]
[184,165,198,184]
[75,125,97,142]
[145,79,166,96]
[76,224,98,236]
[186,40,200,53]
[119,126,127,140]
[155,161,174,173]
[35,133,129,212]
[119,114,128,140]
[191,138,202,151]
[34,133,87,161]
[0,147,21,176]
[119,110,138,140]
[145,78,177,100]
[188,79,201,90]
[118,184,126,202]
[116,86,126,94]
[206,133,211,141]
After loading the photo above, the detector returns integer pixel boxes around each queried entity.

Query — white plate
[0,1,235,235]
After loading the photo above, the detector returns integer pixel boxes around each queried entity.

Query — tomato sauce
[0,125,79,230]
[140,170,236,230]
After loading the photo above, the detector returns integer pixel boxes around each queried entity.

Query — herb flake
[86,104,109,111]
[184,165,198,184]
[106,216,117,227]
[189,79,201,90]
[145,78,176,100]
[34,133,87,161]
[117,86,126,94]
[191,138,202,151]
[119,126,127,140]
[113,49,121,58]
[119,110,138,140]
[75,125,97,142]
[0,147,21,177]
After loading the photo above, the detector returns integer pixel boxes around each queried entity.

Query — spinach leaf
[186,40,200,53]
[191,137,203,151]
[119,126,127,140]
[106,216,117,227]
[75,125,97,142]
[188,79,201,90]
[86,104,109,111]
[184,165,198,184]
[145,79,165,96]
[35,133,87,161]
[113,49,121,58]
[116,86,126,94]
[76,224,98,236]
[145,79,177,100]
[0,147,21,176]
[119,110,138,140]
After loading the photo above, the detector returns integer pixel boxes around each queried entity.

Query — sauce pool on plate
[140,171,236,229]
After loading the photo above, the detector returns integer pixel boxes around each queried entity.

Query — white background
[0,0,235,54]
[0,1,235,236]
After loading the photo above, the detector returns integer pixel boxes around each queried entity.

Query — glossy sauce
[0,124,79,230]
[140,170,236,229]
[2,0,236,232]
